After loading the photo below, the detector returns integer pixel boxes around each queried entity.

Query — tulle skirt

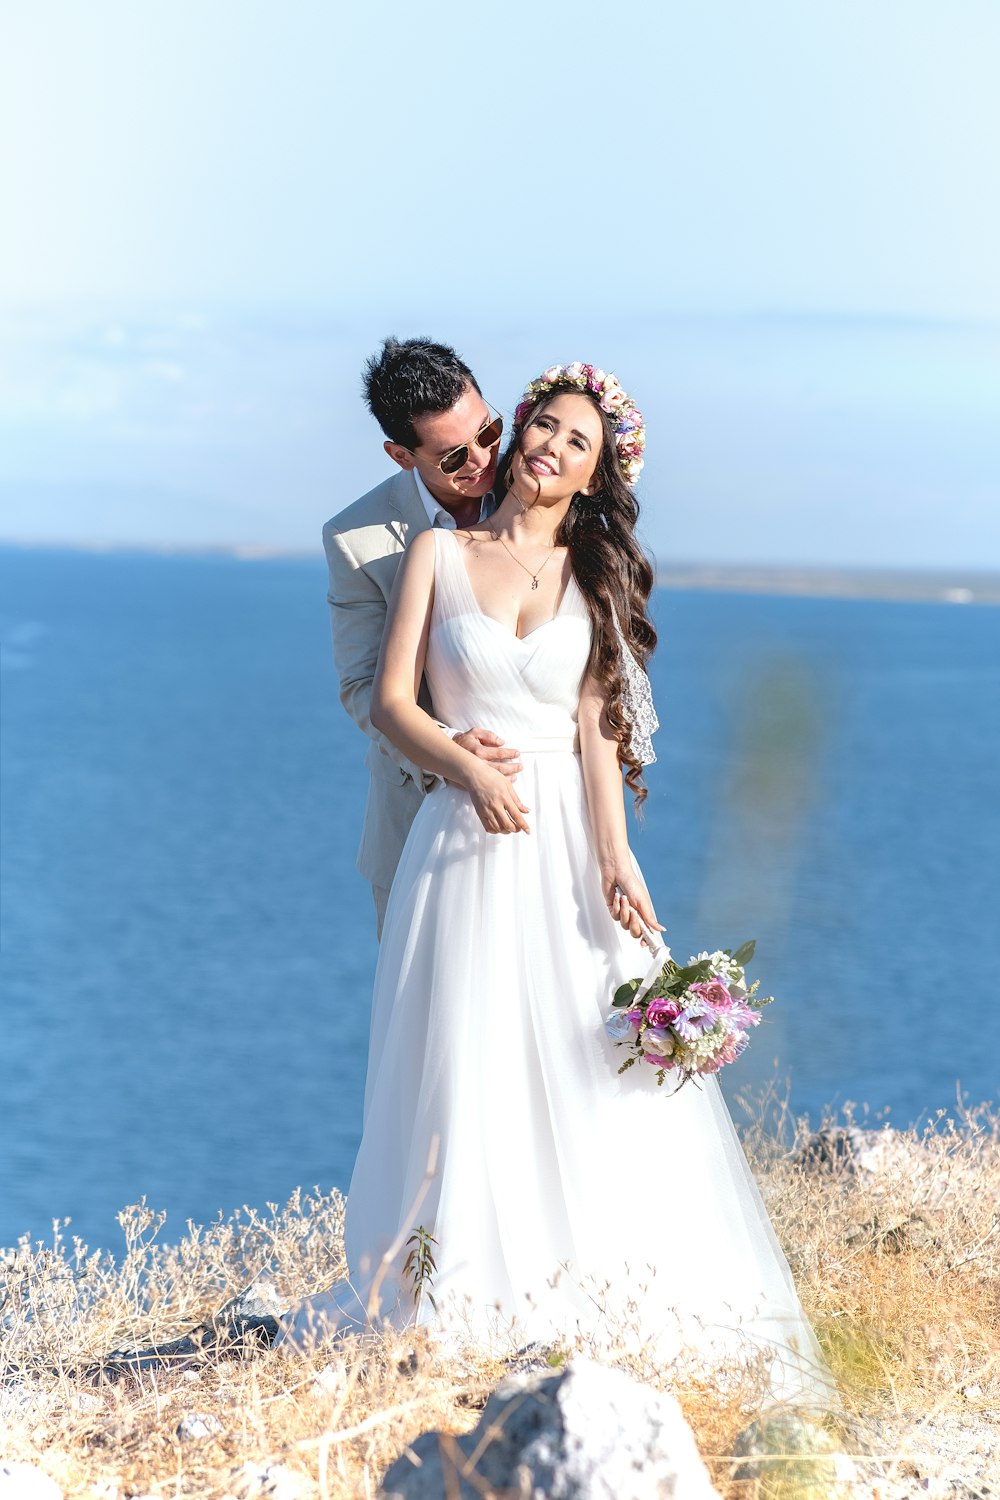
[281,754,833,1405]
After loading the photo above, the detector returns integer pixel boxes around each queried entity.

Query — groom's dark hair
[363,336,480,450]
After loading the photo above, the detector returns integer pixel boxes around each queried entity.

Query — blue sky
[1,1,998,564]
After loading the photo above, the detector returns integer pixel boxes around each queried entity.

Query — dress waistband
[514,733,580,754]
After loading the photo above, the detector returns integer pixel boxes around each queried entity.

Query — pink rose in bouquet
[645,997,682,1028]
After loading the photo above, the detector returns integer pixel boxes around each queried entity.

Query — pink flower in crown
[586,367,607,392]
[564,362,586,382]
[646,997,682,1028]
[540,364,564,384]
[514,399,534,427]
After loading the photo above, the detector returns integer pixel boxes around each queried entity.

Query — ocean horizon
[2,538,999,605]
[2,310,999,570]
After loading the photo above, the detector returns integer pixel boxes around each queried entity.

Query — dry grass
[740,1087,1000,1411]
[4,1093,1000,1497]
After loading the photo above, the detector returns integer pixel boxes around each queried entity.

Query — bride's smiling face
[514,392,604,504]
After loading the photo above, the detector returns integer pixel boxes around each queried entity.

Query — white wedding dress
[284,529,832,1404]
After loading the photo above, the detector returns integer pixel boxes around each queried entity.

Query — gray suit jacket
[323,466,437,890]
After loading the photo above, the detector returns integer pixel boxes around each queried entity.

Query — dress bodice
[425,528,592,742]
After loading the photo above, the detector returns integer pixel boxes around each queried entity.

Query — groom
[324,336,521,936]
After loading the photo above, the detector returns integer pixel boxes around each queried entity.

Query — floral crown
[513,362,646,487]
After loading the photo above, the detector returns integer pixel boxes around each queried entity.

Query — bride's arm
[578,672,662,939]
[371,531,531,835]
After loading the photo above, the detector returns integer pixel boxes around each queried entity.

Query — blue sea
[2,547,999,1253]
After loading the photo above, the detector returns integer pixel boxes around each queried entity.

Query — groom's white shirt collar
[413,468,496,529]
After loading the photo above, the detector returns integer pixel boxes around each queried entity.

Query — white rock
[227,1463,304,1500]
[175,1411,224,1441]
[69,1391,103,1415]
[797,1125,917,1179]
[0,1384,100,1427]
[309,1360,348,1399]
[0,1463,63,1500]
[379,1357,721,1499]
[0,1386,56,1427]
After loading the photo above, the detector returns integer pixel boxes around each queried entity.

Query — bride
[282,362,832,1403]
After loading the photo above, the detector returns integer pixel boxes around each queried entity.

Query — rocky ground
[3,1110,1000,1497]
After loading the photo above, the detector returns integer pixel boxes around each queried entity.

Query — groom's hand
[453,728,522,779]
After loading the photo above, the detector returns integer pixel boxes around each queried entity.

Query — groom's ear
[385,439,416,471]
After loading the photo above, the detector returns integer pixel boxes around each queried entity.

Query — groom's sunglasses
[434,409,504,475]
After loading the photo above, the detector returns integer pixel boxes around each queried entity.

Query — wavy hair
[494,388,657,805]
[362,336,479,449]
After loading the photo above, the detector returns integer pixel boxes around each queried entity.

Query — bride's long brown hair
[493,389,657,806]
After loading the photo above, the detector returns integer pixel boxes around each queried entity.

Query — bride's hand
[600,859,664,942]
[465,764,531,835]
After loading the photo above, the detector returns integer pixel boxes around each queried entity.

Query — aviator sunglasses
[433,406,504,475]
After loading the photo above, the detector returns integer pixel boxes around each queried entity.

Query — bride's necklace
[488,526,556,590]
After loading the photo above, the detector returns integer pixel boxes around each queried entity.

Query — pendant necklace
[489,526,555,590]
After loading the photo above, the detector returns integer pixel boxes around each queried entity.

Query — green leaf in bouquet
[612,978,641,1008]
[674,959,713,985]
[732,939,756,967]
[617,1055,637,1074]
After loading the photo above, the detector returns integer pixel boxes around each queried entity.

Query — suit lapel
[388,469,431,550]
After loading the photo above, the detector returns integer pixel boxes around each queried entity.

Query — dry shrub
[4,1093,1000,1495]
[738,1087,1000,1414]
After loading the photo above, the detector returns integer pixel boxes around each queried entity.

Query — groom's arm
[325,517,523,783]
[324,521,431,783]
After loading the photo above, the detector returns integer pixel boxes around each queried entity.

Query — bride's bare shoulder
[454,525,493,551]
[405,528,438,556]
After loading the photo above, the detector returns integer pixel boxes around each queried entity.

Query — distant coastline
[655,563,1000,605]
[2,536,1000,605]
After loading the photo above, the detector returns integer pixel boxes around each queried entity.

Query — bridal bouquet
[604,941,773,1088]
